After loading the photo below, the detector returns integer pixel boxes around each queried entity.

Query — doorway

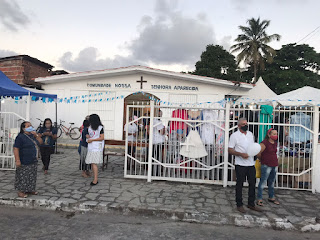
[123,92,159,140]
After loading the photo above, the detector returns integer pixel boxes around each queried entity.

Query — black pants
[235,165,256,207]
[127,145,136,157]
[40,147,52,170]
[152,144,164,176]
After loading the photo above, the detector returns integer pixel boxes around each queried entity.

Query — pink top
[169,109,188,133]
[261,139,278,167]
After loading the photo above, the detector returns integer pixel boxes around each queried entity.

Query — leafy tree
[192,44,240,81]
[261,43,320,94]
[231,17,281,83]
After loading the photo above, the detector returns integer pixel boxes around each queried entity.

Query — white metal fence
[0,112,25,170]
[124,101,319,192]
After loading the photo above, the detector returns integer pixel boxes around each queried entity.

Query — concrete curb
[1,197,319,232]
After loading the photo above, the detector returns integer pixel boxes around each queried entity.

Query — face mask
[270,135,278,141]
[25,126,35,132]
[240,125,248,132]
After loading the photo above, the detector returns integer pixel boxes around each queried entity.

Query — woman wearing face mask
[256,128,280,206]
[38,118,57,174]
[13,121,43,198]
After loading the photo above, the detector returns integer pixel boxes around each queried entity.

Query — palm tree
[230,17,281,83]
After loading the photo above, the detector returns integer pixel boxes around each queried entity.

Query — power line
[297,26,320,44]
[303,29,320,43]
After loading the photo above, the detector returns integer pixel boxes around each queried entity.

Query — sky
[0,0,319,73]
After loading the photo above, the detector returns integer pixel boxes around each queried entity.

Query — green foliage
[231,17,281,82]
[192,44,240,81]
[261,44,320,94]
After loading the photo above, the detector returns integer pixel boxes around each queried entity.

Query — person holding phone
[38,118,57,174]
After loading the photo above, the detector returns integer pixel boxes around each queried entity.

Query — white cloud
[59,0,231,72]
[59,47,142,72]
[0,0,30,31]
[128,2,215,65]
[0,49,18,58]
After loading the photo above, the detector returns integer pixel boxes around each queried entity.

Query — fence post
[223,102,230,187]
[26,93,31,121]
[147,100,155,182]
[124,104,130,177]
[312,106,319,193]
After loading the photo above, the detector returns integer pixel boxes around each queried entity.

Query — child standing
[79,120,91,177]
[85,114,104,186]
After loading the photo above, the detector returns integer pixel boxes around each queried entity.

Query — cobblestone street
[0,148,320,232]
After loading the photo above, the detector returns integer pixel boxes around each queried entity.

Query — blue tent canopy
[0,71,57,99]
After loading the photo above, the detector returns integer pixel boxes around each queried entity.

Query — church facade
[36,65,258,141]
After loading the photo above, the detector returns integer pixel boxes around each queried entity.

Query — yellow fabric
[255,159,261,178]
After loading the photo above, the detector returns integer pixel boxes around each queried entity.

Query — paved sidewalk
[0,149,320,232]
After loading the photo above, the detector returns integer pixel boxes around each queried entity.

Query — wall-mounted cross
[136,76,147,89]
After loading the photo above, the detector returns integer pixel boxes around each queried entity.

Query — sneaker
[247,205,263,212]
[237,206,246,213]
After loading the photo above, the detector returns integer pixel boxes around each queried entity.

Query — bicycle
[56,120,81,140]
[35,118,44,131]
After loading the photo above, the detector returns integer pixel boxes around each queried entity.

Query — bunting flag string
[2,91,319,107]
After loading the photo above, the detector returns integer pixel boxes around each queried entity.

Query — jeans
[235,165,256,207]
[257,164,277,200]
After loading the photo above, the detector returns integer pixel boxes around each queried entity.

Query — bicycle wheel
[69,127,81,140]
[57,127,63,138]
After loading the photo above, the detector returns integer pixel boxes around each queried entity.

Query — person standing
[13,121,43,198]
[256,128,280,206]
[85,114,104,186]
[124,116,138,157]
[38,118,57,174]
[79,119,91,177]
[78,115,90,154]
[228,118,261,213]
[152,110,165,176]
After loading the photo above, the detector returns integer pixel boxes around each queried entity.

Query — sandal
[268,198,280,205]
[257,200,264,206]
[28,191,38,195]
[18,192,28,198]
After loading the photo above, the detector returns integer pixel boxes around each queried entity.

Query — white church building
[35,65,275,141]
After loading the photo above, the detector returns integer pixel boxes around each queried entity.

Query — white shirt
[124,123,138,142]
[229,130,255,166]
[201,109,218,145]
[153,119,165,144]
[87,126,104,152]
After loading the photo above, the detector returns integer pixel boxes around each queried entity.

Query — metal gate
[124,101,319,192]
[227,104,318,192]
[124,101,230,186]
[0,112,25,170]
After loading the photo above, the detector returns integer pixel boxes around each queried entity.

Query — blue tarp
[0,71,57,99]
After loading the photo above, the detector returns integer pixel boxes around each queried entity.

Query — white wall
[39,73,251,140]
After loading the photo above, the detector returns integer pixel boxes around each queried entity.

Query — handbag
[255,159,261,178]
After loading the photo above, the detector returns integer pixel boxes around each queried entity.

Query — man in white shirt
[153,110,165,152]
[228,118,261,213]
[151,110,165,176]
[124,116,138,157]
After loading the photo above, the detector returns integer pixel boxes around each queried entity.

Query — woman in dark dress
[80,119,91,177]
[13,121,43,198]
[38,118,57,174]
